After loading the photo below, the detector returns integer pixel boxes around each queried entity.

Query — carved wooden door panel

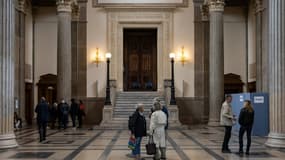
[123,29,157,91]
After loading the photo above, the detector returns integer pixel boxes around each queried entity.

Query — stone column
[57,0,72,101]
[0,0,18,149]
[265,0,285,148]
[71,3,79,99]
[201,3,210,123]
[207,0,225,126]
[15,0,26,123]
[255,0,264,92]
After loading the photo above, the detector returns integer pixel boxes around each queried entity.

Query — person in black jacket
[70,99,79,128]
[130,104,147,160]
[238,100,255,155]
[35,97,49,142]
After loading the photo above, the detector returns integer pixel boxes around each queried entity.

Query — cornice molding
[93,0,188,9]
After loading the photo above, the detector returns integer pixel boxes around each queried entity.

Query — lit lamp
[169,52,176,105]
[93,48,101,67]
[180,46,187,66]
[105,52,112,105]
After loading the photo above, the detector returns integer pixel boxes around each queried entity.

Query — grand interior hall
[1,0,285,159]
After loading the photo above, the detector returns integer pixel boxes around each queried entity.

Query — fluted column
[265,0,285,148]
[71,3,79,99]
[0,0,18,149]
[201,3,210,123]
[15,0,26,123]
[255,0,264,92]
[57,0,72,101]
[207,0,225,126]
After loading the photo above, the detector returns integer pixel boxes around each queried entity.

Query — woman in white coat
[150,101,167,160]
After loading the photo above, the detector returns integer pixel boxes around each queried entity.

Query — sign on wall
[93,0,188,8]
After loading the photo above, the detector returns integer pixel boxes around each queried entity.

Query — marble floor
[0,126,285,160]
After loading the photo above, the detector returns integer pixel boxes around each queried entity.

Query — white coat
[150,110,167,148]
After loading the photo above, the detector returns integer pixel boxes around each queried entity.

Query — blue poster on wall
[230,93,269,136]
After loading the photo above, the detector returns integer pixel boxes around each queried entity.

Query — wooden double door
[123,29,157,91]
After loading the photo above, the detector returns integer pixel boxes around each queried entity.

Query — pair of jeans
[239,125,252,153]
[222,126,232,150]
[133,137,142,155]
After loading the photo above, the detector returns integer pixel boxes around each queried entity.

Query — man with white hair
[150,101,167,160]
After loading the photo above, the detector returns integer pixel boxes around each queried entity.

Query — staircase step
[107,91,165,127]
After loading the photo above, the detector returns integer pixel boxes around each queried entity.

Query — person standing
[150,101,167,160]
[35,97,49,142]
[78,100,86,128]
[153,97,169,130]
[220,95,235,153]
[49,102,57,129]
[130,104,147,160]
[59,99,69,130]
[238,100,254,155]
[70,99,79,128]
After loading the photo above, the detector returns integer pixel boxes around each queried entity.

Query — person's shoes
[245,152,250,156]
[238,151,244,156]
[222,149,232,153]
[126,153,135,158]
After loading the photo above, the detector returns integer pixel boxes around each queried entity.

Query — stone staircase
[102,92,166,129]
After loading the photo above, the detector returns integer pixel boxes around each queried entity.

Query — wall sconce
[92,48,102,67]
[179,46,187,66]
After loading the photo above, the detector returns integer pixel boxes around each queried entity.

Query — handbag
[145,134,156,155]
[128,136,136,150]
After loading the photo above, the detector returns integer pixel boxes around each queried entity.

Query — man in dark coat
[58,99,69,130]
[70,99,79,128]
[130,104,147,160]
[35,97,49,142]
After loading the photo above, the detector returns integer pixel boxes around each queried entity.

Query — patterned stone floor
[1,126,285,160]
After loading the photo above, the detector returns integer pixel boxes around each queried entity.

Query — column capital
[255,0,264,13]
[201,4,209,21]
[16,0,26,13]
[208,0,225,12]
[72,4,80,21]
[57,0,72,13]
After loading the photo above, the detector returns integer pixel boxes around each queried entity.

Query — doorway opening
[123,28,157,91]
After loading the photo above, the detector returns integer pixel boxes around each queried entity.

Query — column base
[100,105,113,126]
[265,133,285,148]
[208,120,220,126]
[168,105,181,128]
[0,133,18,149]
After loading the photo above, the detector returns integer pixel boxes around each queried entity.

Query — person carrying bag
[149,101,167,160]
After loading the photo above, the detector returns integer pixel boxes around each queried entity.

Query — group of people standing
[128,97,169,160]
[35,97,86,142]
[220,95,255,156]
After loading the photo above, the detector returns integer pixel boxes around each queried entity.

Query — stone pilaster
[255,0,264,92]
[207,0,225,126]
[265,0,285,148]
[15,0,26,123]
[0,0,18,149]
[71,3,79,99]
[57,0,72,101]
